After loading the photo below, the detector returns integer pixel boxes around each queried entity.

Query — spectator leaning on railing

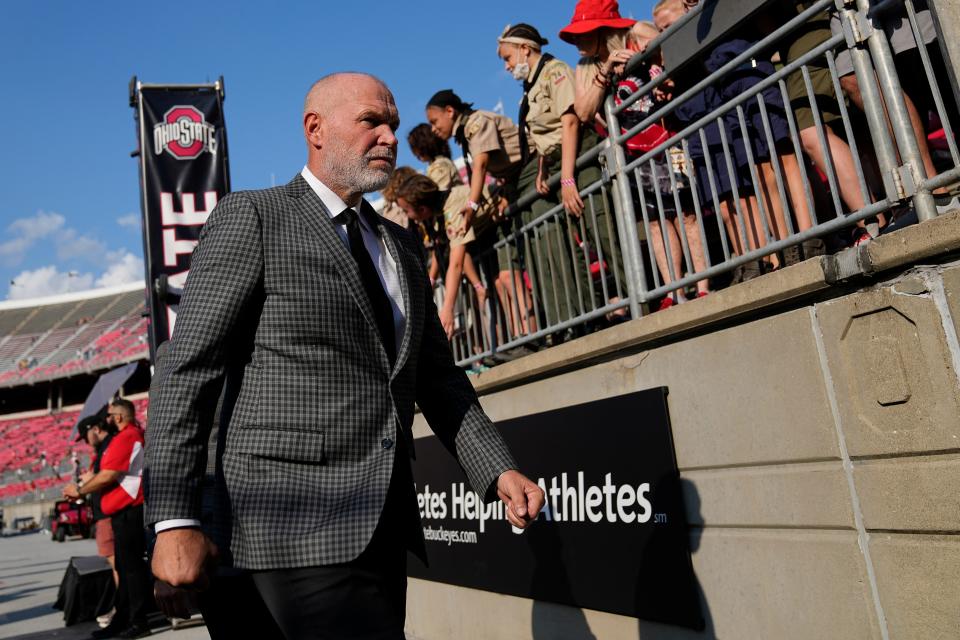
[407,124,490,311]
[408,123,461,191]
[380,165,417,229]
[558,0,637,320]
[620,20,711,308]
[495,23,580,333]
[426,89,536,336]
[395,173,493,340]
[830,0,951,204]
[655,0,812,278]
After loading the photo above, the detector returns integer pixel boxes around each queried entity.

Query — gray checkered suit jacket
[144,173,517,570]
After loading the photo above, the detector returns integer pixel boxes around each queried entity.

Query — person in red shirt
[66,398,151,639]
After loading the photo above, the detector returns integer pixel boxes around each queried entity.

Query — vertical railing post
[603,95,644,318]
[835,0,904,209]
[847,0,938,220]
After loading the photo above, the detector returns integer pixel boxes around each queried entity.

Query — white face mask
[511,46,529,81]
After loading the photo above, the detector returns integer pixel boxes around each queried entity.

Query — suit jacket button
[381,438,394,450]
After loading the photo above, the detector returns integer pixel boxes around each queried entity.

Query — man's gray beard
[322,138,394,194]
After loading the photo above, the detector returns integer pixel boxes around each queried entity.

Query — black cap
[75,415,100,442]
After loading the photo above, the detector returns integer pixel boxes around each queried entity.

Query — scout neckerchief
[518,53,555,166]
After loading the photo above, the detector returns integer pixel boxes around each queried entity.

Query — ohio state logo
[152,106,217,159]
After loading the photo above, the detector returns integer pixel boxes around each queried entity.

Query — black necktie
[454,116,472,177]
[339,208,396,365]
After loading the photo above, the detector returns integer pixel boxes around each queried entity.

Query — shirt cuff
[154,518,202,533]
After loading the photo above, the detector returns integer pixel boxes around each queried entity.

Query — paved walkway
[0,531,208,640]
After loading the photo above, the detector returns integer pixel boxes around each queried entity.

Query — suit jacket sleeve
[413,256,518,501]
[144,192,263,526]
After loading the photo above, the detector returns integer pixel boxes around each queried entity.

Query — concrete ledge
[471,210,960,395]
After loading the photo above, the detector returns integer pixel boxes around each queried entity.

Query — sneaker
[657,296,676,312]
[97,608,115,629]
[935,192,959,215]
[851,226,872,247]
[696,291,709,299]
[782,245,802,267]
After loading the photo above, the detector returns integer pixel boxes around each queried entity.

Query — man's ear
[304,111,323,149]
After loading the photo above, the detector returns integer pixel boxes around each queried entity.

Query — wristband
[467,200,480,212]
[560,178,577,187]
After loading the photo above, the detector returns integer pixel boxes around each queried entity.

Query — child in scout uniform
[395,173,491,347]
[497,23,584,333]
[558,0,638,322]
[407,123,488,310]
[426,89,536,339]
[407,123,463,191]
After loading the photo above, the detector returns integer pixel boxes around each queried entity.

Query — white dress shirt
[299,166,406,350]
[155,168,408,535]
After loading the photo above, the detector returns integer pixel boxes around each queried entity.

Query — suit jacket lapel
[287,175,391,373]
[363,200,413,378]
[360,201,413,378]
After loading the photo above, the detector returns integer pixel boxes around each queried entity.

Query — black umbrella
[72,361,139,436]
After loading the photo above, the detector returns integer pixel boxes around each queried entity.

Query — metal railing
[443,0,958,368]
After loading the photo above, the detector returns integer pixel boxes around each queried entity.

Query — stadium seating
[0,285,148,387]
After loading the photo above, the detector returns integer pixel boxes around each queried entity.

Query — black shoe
[119,622,152,639]
[91,620,127,639]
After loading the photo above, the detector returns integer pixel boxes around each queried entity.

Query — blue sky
[0,0,653,301]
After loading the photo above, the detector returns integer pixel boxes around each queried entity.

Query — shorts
[782,12,843,130]
[831,6,937,77]
[95,517,115,557]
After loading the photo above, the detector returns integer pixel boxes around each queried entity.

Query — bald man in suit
[145,72,544,639]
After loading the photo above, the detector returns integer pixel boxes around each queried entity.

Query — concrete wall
[2,499,55,531]
[407,215,960,639]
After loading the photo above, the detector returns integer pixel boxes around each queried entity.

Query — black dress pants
[111,503,152,627]
[201,439,418,640]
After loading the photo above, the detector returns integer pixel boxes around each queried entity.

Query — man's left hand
[154,580,201,620]
[63,484,80,499]
[496,470,545,530]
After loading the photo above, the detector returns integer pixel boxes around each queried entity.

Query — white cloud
[0,211,66,265]
[56,228,108,262]
[116,213,141,230]
[8,265,94,300]
[95,251,144,288]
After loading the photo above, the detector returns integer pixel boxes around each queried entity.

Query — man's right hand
[151,528,218,590]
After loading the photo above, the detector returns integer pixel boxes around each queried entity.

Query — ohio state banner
[408,388,704,630]
[131,78,230,361]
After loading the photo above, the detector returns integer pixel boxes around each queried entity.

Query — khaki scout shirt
[524,57,577,157]
[453,110,530,179]
[426,157,461,191]
[442,185,476,247]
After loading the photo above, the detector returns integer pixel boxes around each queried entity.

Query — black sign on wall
[408,388,704,630]
[130,78,230,362]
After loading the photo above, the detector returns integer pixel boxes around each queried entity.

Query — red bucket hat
[559,0,637,44]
